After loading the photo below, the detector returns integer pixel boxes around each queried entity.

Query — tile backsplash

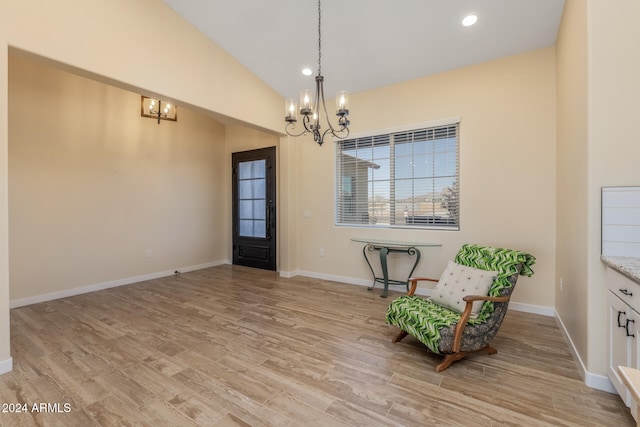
[602,186,640,257]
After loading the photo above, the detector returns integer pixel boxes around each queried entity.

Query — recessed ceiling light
[462,14,478,27]
[302,68,313,76]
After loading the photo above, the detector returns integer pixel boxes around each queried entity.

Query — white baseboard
[555,310,617,394]
[0,357,12,375]
[508,301,555,317]
[278,270,298,279]
[584,372,617,393]
[292,270,556,316]
[9,260,227,309]
[294,270,372,287]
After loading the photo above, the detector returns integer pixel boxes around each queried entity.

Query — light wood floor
[0,265,633,426]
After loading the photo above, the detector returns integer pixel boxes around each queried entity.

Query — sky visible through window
[340,138,457,197]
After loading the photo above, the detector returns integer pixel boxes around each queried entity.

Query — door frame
[231,146,277,271]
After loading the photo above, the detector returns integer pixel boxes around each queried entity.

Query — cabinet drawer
[608,267,640,311]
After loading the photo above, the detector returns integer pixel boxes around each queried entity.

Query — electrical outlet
[319,248,325,257]
[145,249,152,258]
[559,278,563,292]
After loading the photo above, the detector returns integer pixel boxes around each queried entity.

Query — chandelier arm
[318,74,349,140]
[314,77,322,131]
[318,77,332,130]
[322,125,349,144]
[285,122,308,138]
[285,114,316,138]
[318,76,336,135]
[302,114,313,133]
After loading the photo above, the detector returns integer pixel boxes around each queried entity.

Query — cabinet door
[609,291,633,406]
[631,308,640,421]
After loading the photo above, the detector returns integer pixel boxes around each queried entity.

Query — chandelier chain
[317,0,322,76]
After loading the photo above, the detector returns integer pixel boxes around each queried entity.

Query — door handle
[265,200,273,239]
[618,311,626,328]
[627,318,636,338]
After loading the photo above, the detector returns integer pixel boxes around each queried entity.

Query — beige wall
[8,54,227,301]
[587,0,640,375]
[556,0,589,371]
[557,0,640,379]
[291,48,557,310]
[0,41,9,369]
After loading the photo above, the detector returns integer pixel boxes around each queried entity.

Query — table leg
[363,244,377,291]
[380,246,389,298]
[360,243,422,297]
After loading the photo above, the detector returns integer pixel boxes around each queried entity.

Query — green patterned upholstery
[385,244,535,354]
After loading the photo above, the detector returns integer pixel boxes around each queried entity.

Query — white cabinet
[608,290,634,404]
[607,266,640,418]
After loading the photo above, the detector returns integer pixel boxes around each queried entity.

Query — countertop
[602,255,640,283]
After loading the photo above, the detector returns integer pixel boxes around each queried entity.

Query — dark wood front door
[232,147,276,271]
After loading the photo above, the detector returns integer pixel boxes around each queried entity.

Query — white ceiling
[161,0,566,99]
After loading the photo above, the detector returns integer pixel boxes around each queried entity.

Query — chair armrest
[452,294,511,351]
[462,295,510,303]
[407,277,438,296]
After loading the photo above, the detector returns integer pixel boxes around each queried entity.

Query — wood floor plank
[264,392,351,427]
[0,264,634,426]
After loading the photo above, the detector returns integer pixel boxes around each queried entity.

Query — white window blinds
[335,121,459,229]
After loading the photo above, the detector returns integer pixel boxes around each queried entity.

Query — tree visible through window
[335,121,459,229]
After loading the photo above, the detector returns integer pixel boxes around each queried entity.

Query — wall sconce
[141,96,177,124]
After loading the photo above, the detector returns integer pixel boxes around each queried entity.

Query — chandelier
[284,0,350,146]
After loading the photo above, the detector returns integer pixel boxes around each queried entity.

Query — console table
[351,238,441,298]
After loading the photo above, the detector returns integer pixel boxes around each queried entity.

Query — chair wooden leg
[435,353,466,372]
[392,330,409,343]
[485,345,497,355]
[435,345,498,372]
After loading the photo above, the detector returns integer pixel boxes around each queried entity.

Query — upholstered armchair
[385,244,535,372]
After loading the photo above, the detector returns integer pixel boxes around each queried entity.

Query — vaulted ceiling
[162,0,566,99]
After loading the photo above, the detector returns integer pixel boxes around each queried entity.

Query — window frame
[335,118,460,231]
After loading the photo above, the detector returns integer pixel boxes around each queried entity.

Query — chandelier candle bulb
[285,99,297,122]
[336,90,349,115]
[300,89,313,115]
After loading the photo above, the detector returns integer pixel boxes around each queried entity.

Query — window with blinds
[335,121,459,229]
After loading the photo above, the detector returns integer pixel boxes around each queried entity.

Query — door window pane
[239,220,253,237]
[253,199,266,220]
[252,160,266,178]
[238,159,267,237]
[253,220,266,238]
[252,178,266,199]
